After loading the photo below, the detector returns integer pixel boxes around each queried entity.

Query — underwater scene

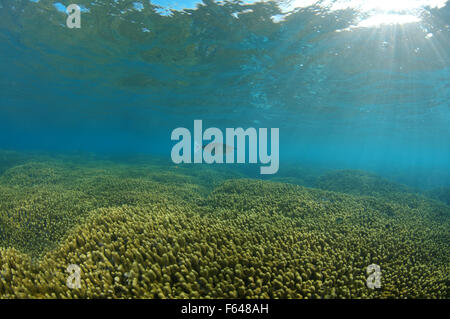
[0,0,449,299]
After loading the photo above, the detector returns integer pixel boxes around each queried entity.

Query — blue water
[0,0,449,188]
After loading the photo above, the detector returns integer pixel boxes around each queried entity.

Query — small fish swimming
[194,141,235,157]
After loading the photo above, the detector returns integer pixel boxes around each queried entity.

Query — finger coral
[0,151,448,299]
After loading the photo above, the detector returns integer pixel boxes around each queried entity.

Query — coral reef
[266,165,320,188]
[426,187,450,206]
[0,150,31,175]
[315,170,412,197]
[0,151,448,299]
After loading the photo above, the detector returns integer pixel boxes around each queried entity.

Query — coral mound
[0,153,448,299]
[315,170,412,197]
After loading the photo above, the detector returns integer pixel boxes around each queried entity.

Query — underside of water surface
[0,0,449,299]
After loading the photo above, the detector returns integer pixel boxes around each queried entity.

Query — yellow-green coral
[0,151,448,299]
[427,187,450,205]
[315,170,412,197]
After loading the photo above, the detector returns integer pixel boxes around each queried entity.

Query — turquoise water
[1,0,449,187]
[0,0,449,299]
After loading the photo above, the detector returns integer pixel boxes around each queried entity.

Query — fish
[194,141,235,157]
